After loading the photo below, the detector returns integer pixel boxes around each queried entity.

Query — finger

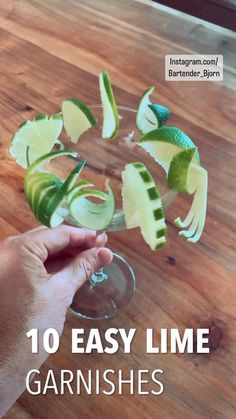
[52,247,113,295]
[95,232,108,247]
[47,232,108,262]
[23,225,47,235]
[25,225,98,261]
[45,241,110,274]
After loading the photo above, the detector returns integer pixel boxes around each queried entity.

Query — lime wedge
[136,87,171,134]
[138,126,200,173]
[122,162,167,250]
[68,182,115,230]
[62,99,96,143]
[9,114,63,168]
[99,70,119,139]
[24,150,85,228]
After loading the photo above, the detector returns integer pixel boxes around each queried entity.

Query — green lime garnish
[99,70,119,139]
[24,150,84,228]
[136,86,171,134]
[122,162,167,250]
[138,126,200,173]
[68,182,115,230]
[62,99,96,143]
[9,115,63,168]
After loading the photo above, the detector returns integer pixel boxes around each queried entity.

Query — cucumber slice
[99,70,119,139]
[136,87,171,134]
[62,99,96,143]
[68,183,115,230]
[122,162,167,250]
[138,126,200,173]
[9,114,63,168]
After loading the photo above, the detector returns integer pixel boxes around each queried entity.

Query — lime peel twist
[24,150,115,230]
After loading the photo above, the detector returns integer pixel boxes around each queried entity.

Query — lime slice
[122,162,167,250]
[68,182,115,230]
[9,114,63,168]
[138,126,200,173]
[136,87,171,134]
[24,150,85,228]
[62,99,96,143]
[136,86,156,134]
[99,70,119,139]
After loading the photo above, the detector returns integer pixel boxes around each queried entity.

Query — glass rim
[56,104,137,116]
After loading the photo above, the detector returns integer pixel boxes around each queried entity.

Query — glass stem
[89,268,108,289]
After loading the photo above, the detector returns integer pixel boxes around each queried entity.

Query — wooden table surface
[0,1,236,418]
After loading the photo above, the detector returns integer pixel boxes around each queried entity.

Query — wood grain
[0,1,236,418]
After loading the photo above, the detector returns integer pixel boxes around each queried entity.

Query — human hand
[0,225,112,416]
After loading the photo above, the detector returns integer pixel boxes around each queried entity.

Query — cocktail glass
[59,105,176,320]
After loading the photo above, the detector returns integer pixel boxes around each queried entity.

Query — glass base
[69,253,136,320]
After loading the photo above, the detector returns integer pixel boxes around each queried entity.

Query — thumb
[52,246,113,296]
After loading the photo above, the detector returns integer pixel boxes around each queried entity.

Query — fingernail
[96,232,107,246]
[98,248,113,266]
